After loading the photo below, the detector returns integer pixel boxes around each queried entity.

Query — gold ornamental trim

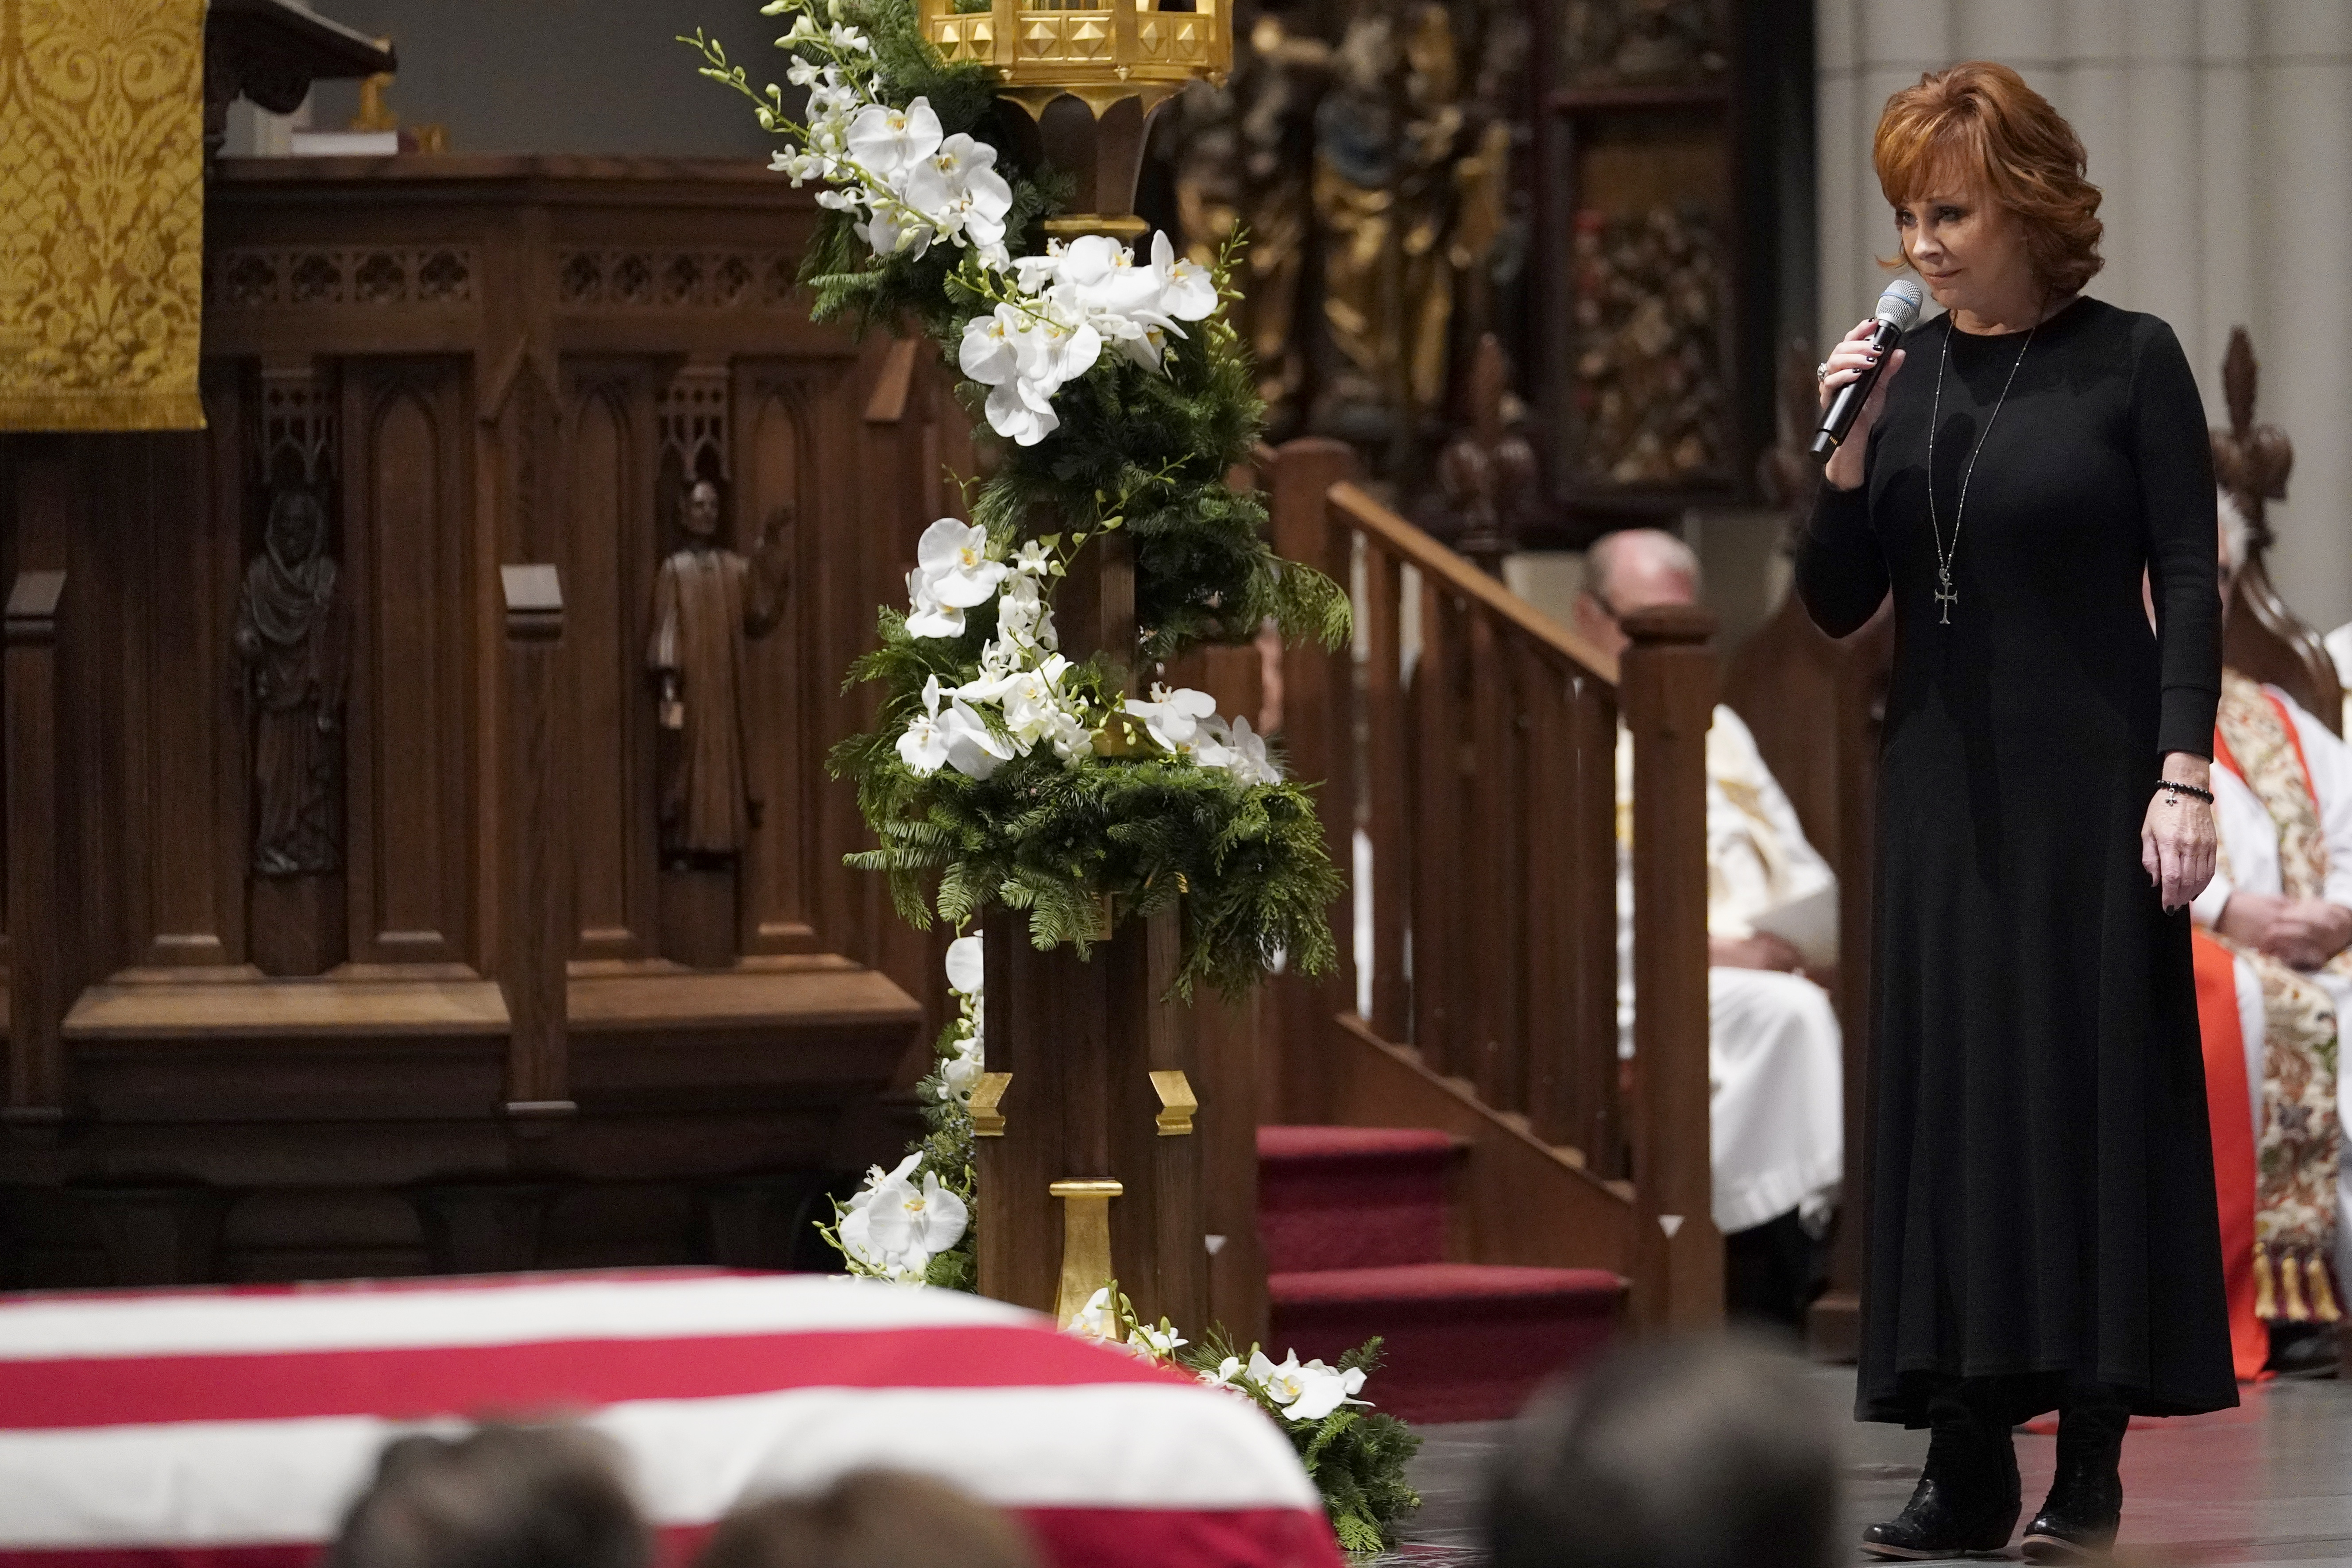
[919,0,1229,119]
[1048,1177,1121,1328]
[1148,1069,1195,1136]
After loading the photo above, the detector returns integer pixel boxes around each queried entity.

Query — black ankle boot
[1862,1420,2022,1560]
[2021,1387,2129,1562]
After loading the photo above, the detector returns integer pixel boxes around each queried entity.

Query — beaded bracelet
[2157,780,2215,805]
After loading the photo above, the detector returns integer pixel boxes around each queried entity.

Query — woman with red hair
[1799,62,2235,1562]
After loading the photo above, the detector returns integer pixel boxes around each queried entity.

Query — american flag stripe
[0,1326,1180,1430]
[0,1273,1033,1361]
[0,1386,1320,1545]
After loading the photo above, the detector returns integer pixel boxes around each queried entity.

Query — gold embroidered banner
[0,0,207,431]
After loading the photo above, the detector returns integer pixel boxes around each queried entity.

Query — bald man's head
[1575,529,1701,658]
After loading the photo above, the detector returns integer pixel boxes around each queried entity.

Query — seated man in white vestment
[2192,495,2352,1372]
[1576,529,1845,1328]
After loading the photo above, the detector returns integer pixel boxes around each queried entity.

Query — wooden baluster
[500,564,574,1125]
[4,566,68,1132]
[1410,583,1468,1078]
[1361,542,1409,1039]
[1571,673,1624,1178]
[1266,438,1358,1122]
[1466,606,1523,1111]
[1519,647,1575,1145]
[1620,603,1719,1328]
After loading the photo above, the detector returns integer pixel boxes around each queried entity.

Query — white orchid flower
[1012,243,1067,294]
[1067,1286,1120,1343]
[905,568,964,640]
[993,573,1049,653]
[1150,230,1220,322]
[1245,1349,1368,1422]
[1009,310,1102,395]
[1053,234,1128,293]
[1124,684,1218,751]
[916,518,1008,609]
[897,677,953,775]
[959,307,1022,387]
[945,934,984,996]
[846,98,942,179]
[1012,540,1054,576]
[1060,235,1166,317]
[836,1152,924,1272]
[1046,709,1092,763]
[1126,1320,1188,1359]
[898,711,949,776]
[1000,665,1074,747]
[983,380,1058,445]
[855,201,931,262]
[938,1046,982,1102]
[866,1164,969,1264]
[827,20,870,53]
[1246,1347,1299,1403]
[1287,1359,1370,1422]
[1117,322,1173,372]
[904,134,1012,246]
[1205,714,1281,785]
[1201,1354,1245,1390]
[941,700,1015,780]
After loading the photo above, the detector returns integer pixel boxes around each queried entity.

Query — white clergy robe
[1618,706,1845,1235]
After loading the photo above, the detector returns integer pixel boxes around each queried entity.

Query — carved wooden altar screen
[0,159,967,1285]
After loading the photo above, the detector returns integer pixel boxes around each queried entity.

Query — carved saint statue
[647,478,790,858]
[234,489,345,877]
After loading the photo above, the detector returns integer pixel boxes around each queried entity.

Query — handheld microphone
[1810,278,1924,461]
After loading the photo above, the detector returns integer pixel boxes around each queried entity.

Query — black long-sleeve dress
[1796,295,2237,1425]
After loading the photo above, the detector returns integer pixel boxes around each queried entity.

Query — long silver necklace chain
[1926,321,2036,625]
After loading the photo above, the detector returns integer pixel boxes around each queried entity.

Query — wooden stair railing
[1255,436,1720,1328]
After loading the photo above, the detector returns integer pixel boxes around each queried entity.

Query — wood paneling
[562,364,659,962]
[125,373,248,969]
[344,361,474,966]
[0,162,953,1286]
[734,365,822,956]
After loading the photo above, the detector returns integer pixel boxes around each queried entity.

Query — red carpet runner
[1259,1126,1624,1424]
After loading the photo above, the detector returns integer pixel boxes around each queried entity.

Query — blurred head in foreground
[697,1471,1039,1568]
[330,1423,647,1568]
[1487,1335,1839,1568]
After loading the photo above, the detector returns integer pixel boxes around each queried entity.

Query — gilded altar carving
[0,0,207,431]
[1169,14,1330,435]
[1558,0,1728,88]
[1306,2,1523,451]
[1571,203,1728,486]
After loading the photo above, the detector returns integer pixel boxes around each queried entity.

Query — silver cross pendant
[1935,566,1958,625]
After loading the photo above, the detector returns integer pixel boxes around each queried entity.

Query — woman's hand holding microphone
[1816,319,1907,493]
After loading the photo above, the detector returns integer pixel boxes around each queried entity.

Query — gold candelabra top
[919,0,1231,118]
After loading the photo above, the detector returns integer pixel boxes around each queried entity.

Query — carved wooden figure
[647,478,791,857]
[235,487,347,976]
[647,477,791,968]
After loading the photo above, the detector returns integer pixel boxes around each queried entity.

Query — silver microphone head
[1875,278,1925,331]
